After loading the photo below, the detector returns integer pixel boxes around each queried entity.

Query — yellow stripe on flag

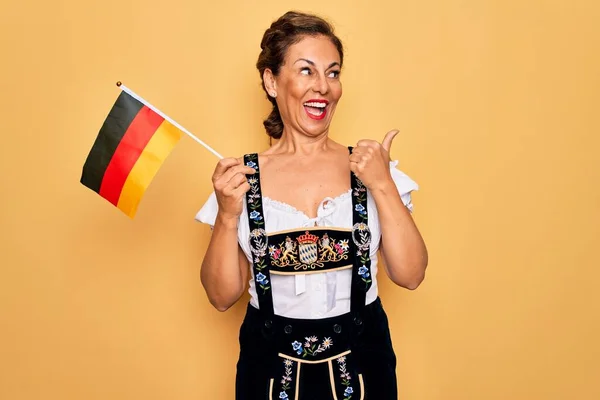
[117,120,183,217]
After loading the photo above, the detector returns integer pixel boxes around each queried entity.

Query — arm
[200,158,255,311]
[350,129,428,290]
[201,215,250,311]
[371,183,428,290]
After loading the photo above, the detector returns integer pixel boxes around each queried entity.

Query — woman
[196,11,428,400]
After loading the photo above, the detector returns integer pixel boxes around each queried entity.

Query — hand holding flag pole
[80,81,224,218]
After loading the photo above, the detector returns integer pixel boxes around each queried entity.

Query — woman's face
[270,35,342,138]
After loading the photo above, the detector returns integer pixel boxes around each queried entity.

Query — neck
[272,126,332,156]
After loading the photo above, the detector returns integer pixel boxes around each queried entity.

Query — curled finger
[233,181,252,197]
[229,173,248,189]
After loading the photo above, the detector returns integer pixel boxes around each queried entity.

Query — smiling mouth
[303,100,328,120]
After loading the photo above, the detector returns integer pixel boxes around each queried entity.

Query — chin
[302,123,331,137]
[299,116,336,137]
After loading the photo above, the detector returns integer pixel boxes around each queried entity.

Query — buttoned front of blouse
[195,160,418,319]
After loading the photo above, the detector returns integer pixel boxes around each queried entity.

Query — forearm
[200,213,245,311]
[371,180,428,289]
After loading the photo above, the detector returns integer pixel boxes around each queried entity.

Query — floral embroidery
[352,173,372,291]
[337,356,354,399]
[352,222,372,289]
[247,177,260,204]
[358,265,371,285]
[255,272,269,292]
[249,228,270,293]
[291,336,333,357]
[352,180,367,221]
[354,204,366,217]
[245,154,270,295]
[249,210,262,222]
[278,358,294,397]
[270,231,350,270]
[246,155,263,227]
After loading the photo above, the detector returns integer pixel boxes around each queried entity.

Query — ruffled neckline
[262,189,353,218]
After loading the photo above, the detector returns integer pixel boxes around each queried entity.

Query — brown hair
[256,11,344,139]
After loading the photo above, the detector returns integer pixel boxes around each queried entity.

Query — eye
[328,70,340,78]
[300,67,311,76]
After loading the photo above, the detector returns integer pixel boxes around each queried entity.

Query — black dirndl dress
[236,149,398,400]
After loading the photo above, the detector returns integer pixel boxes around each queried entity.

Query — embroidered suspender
[349,146,373,313]
[244,153,274,315]
[243,150,373,315]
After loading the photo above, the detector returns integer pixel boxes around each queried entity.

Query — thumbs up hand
[349,129,399,191]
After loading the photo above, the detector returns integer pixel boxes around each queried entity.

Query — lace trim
[262,189,353,217]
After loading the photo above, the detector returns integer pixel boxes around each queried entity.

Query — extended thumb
[382,129,399,152]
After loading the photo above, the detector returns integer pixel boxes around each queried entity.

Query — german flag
[80,89,183,218]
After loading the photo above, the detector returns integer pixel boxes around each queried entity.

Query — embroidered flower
[248,177,258,185]
[249,210,262,221]
[358,266,370,278]
[256,272,268,284]
[339,239,349,251]
[353,186,366,197]
[246,161,257,169]
[254,271,270,293]
[354,204,367,216]
[280,358,294,392]
[292,341,303,355]
[293,336,333,357]
[337,355,353,398]
[358,264,372,286]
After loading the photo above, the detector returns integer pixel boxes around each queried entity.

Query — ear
[263,68,277,95]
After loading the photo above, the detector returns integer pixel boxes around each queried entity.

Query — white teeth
[304,102,327,108]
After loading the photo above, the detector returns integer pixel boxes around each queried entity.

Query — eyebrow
[294,58,341,69]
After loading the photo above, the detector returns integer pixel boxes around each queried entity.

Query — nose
[313,73,329,95]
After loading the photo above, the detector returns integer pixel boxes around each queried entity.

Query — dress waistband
[244,297,383,332]
[242,297,385,362]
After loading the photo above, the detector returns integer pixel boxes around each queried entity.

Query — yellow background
[1,0,599,399]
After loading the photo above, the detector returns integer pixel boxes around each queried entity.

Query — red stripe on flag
[99,106,165,206]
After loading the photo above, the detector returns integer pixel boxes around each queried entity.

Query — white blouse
[195,160,419,319]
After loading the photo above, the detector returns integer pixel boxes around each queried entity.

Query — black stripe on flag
[80,91,144,193]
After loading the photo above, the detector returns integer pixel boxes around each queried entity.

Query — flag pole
[115,81,224,160]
